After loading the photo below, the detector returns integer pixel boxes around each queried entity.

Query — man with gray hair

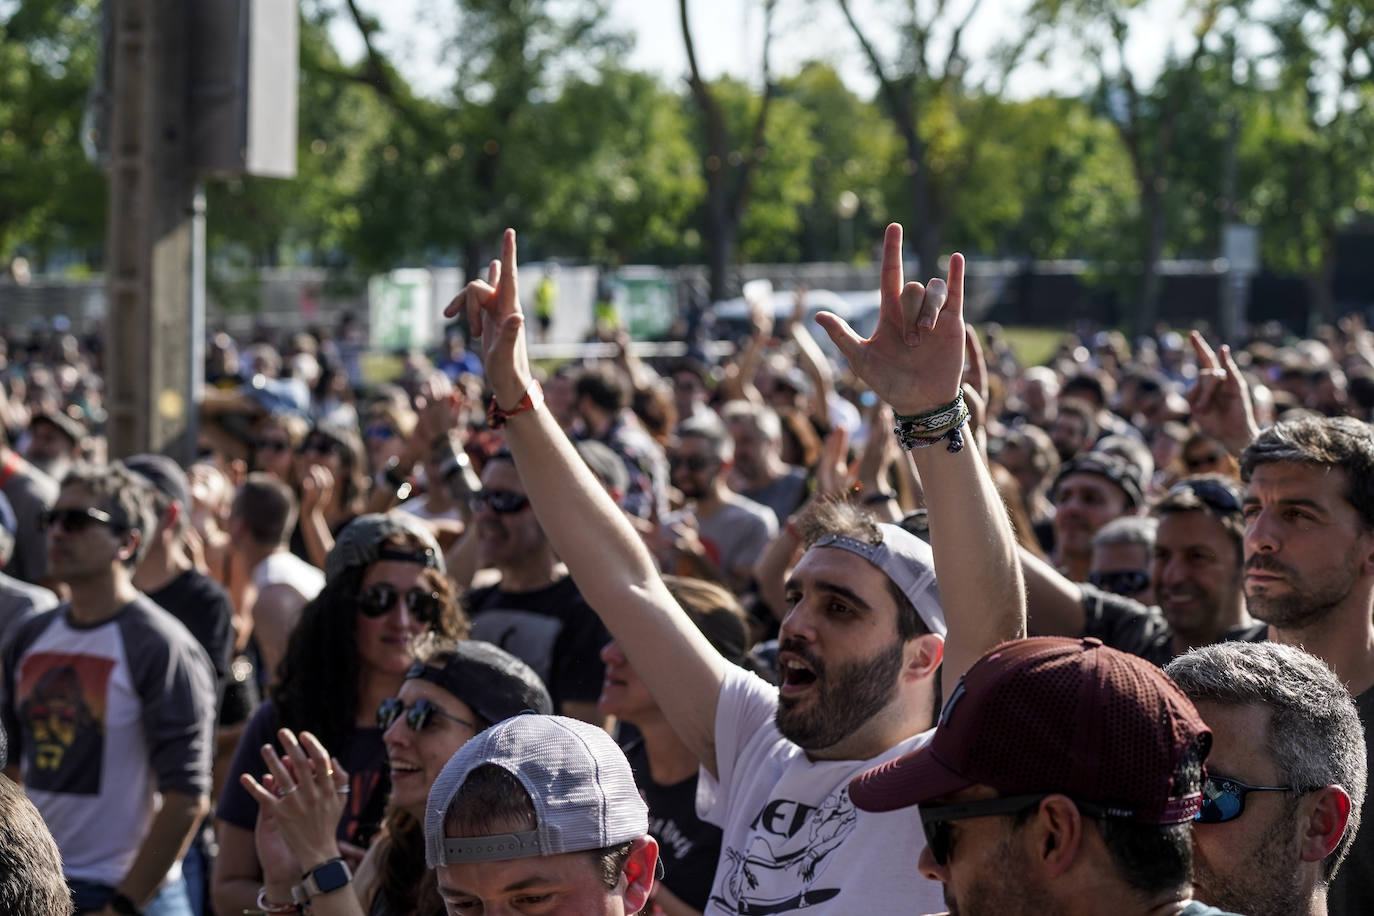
[1167,641,1367,916]
[425,714,659,914]
[1089,515,1158,606]
[663,417,776,593]
[722,400,809,527]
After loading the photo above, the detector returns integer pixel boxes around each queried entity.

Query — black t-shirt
[216,700,389,847]
[464,577,608,711]
[623,736,721,911]
[1329,686,1374,916]
[1079,584,1268,667]
[148,568,235,690]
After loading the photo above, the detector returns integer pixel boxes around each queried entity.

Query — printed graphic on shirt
[16,652,116,794]
[711,787,857,915]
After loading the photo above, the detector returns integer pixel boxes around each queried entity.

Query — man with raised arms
[448,224,1025,915]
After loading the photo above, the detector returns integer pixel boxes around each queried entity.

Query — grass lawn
[998,325,1068,367]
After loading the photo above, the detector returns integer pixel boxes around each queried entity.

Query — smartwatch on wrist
[108,892,143,916]
[296,857,353,901]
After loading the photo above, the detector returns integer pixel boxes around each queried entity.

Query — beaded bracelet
[893,391,969,453]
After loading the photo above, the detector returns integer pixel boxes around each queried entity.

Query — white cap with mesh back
[424,714,648,867]
[811,522,946,637]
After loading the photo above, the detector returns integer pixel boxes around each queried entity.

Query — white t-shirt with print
[698,666,945,916]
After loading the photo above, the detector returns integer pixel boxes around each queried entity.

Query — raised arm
[816,224,1025,696]
[449,230,728,775]
[1187,330,1259,457]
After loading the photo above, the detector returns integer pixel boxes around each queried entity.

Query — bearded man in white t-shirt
[448,223,1026,915]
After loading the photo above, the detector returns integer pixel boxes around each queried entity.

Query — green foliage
[0,0,104,265]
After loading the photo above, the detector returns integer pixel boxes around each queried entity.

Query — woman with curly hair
[240,638,552,916]
[211,514,468,916]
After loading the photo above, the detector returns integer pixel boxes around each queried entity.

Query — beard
[775,639,904,750]
[1244,552,1359,630]
[1193,807,1306,916]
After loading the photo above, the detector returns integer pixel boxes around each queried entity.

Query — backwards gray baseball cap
[425,715,648,867]
[812,522,946,637]
[325,512,445,582]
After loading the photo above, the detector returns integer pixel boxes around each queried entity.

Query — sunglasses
[1196,775,1312,824]
[357,583,442,624]
[1184,452,1226,471]
[377,696,476,733]
[254,438,290,453]
[1169,478,1243,514]
[300,440,336,456]
[364,425,397,442]
[40,506,126,534]
[1087,569,1151,595]
[472,489,530,514]
[920,794,1115,865]
[670,454,714,473]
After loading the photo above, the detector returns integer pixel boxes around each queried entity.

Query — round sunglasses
[357,583,442,624]
[377,696,476,733]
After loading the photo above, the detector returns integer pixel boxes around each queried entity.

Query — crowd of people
[0,222,1371,916]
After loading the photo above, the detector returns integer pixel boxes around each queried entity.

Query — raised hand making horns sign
[814,223,966,418]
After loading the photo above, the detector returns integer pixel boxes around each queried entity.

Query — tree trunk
[1305,230,1336,336]
[1136,182,1166,337]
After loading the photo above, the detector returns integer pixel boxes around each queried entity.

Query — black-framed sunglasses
[472,489,530,515]
[254,438,290,454]
[1169,478,1243,514]
[377,696,476,733]
[357,583,442,624]
[39,507,126,534]
[1196,775,1314,824]
[919,794,1115,865]
[1087,569,1151,596]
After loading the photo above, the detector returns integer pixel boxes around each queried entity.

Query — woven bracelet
[895,421,968,453]
[893,390,966,432]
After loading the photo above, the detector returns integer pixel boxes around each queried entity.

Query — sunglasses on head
[670,453,714,473]
[357,583,442,624]
[1169,478,1243,514]
[472,489,530,514]
[40,506,125,534]
[377,696,476,733]
[1087,569,1151,596]
[920,794,1116,866]
[1195,775,1313,824]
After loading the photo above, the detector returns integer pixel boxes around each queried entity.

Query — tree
[679,0,778,299]
[1239,0,1373,327]
[0,0,105,269]
[530,67,704,264]
[778,61,899,262]
[837,0,1050,274]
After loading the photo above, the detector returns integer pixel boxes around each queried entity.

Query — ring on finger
[277,784,299,798]
[336,784,351,796]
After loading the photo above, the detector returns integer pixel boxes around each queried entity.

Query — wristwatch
[108,892,143,916]
[294,857,353,902]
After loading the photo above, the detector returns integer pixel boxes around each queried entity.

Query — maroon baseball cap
[849,636,1210,824]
